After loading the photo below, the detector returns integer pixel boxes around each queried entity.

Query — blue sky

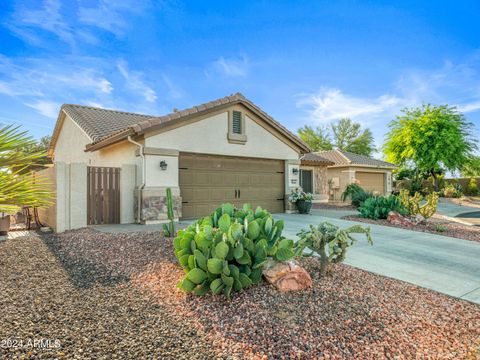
[1,0,479,152]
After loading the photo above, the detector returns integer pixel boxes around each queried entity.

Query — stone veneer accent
[134,188,182,223]
[313,166,328,195]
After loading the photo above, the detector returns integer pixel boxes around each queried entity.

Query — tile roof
[315,149,396,168]
[49,93,311,154]
[300,152,334,165]
[61,104,154,142]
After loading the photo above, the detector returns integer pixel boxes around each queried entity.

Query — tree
[461,156,480,177]
[297,125,333,151]
[13,135,52,174]
[297,119,375,156]
[383,104,477,190]
[0,125,52,215]
[331,118,375,156]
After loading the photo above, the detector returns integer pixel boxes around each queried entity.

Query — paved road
[275,211,480,305]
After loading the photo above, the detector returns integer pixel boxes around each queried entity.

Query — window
[232,111,242,134]
[228,110,247,144]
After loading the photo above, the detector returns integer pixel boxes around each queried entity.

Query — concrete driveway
[275,211,480,305]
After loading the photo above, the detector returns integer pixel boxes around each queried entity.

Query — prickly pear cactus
[173,203,295,297]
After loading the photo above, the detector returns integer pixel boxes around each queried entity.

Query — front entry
[179,153,285,219]
[300,169,313,193]
[87,166,120,225]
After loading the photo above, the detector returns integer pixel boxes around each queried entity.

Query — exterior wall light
[160,161,168,170]
[292,168,299,175]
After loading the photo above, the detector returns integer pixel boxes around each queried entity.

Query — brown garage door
[355,171,385,194]
[179,153,285,219]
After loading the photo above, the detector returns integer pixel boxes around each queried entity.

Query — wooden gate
[87,167,120,225]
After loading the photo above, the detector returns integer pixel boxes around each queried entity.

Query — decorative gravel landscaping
[343,215,480,243]
[1,229,479,359]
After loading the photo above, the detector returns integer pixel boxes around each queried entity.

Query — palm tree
[0,125,53,234]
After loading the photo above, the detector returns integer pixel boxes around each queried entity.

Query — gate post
[69,163,88,229]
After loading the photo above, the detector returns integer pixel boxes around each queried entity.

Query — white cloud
[25,100,60,118]
[5,0,152,47]
[53,71,113,94]
[209,55,249,78]
[457,101,480,113]
[296,88,402,123]
[6,0,76,46]
[0,56,114,99]
[77,0,151,37]
[297,55,480,128]
[117,60,157,103]
[161,74,184,99]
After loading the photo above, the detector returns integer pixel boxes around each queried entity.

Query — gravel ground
[343,215,480,243]
[1,229,479,359]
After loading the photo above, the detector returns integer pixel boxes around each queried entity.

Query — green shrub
[295,222,372,277]
[341,183,373,208]
[358,195,408,220]
[173,203,296,298]
[435,224,447,233]
[466,178,479,196]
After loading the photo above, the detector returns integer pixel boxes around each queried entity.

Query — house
[39,93,320,232]
[300,149,395,202]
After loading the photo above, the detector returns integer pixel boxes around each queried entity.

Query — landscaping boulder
[263,259,312,292]
[387,211,416,226]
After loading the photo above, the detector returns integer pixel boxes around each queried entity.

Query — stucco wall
[35,166,57,231]
[53,115,138,229]
[326,166,392,201]
[54,115,138,167]
[144,109,299,161]
[52,108,302,227]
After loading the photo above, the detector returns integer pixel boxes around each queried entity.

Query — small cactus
[399,189,438,219]
[162,187,176,237]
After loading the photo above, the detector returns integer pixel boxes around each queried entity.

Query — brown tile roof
[61,104,153,142]
[49,93,310,154]
[315,149,396,168]
[300,153,334,165]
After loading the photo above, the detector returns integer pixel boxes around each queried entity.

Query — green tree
[297,119,375,156]
[13,135,52,174]
[0,125,52,215]
[383,104,477,190]
[461,156,480,177]
[297,125,333,151]
[331,118,375,156]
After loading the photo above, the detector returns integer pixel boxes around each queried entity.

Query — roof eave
[327,164,397,169]
[301,160,335,166]
[85,128,135,152]
[134,98,311,154]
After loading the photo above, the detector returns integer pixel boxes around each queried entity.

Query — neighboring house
[300,149,395,202]
[39,93,319,232]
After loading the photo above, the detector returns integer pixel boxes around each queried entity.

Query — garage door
[179,153,285,219]
[355,172,385,194]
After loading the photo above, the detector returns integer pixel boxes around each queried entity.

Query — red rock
[387,211,416,226]
[262,260,312,292]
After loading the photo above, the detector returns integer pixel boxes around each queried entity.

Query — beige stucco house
[300,149,395,202]
[39,93,318,232]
